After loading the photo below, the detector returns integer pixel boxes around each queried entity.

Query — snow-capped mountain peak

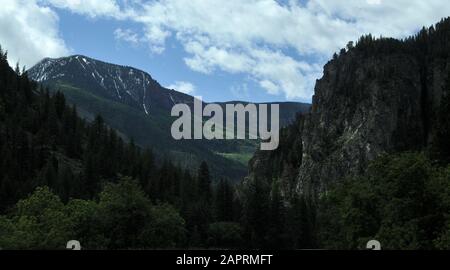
[28,55,194,115]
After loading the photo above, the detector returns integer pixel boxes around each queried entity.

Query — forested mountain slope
[243,18,450,249]
[28,55,310,180]
[0,47,246,249]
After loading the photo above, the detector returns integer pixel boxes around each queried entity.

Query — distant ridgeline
[2,17,450,250]
[0,46,243,249]
[27,55,310,180]
[0,45,308,250]
[244,17,450,249]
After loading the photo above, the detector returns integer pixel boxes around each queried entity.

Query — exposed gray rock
[246,23,450,204]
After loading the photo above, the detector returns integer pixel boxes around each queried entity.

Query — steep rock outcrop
[299,51,425,197]
[247,18,450,203]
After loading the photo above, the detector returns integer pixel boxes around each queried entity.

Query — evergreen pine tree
[243,176,270,248]
[266,180,287,248]
[215,178,234,221]
[198,161,212,203]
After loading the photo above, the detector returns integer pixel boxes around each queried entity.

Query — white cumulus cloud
[167,81,196,95]
[114,28,140,46]
[40,0,123,18]
[118,0,450,100]
[3,0,450,100]
[0,0,69,68]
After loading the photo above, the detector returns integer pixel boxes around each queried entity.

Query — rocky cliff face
[299,51,426,198]
[247,18,450,203]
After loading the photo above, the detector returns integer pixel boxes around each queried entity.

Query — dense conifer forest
[2,17,450,250]
[0,46,305,249]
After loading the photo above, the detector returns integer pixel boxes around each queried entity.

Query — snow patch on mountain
[28,55,195,116]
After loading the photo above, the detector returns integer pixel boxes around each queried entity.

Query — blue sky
[2,1,450,103]
[57,10,270,103]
